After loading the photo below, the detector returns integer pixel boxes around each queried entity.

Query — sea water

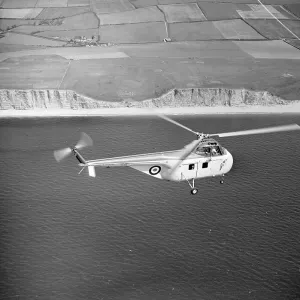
[0,114,300,300]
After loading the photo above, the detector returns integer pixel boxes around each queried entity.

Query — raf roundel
[149,165,161,175]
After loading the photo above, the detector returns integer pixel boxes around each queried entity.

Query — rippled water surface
[1,114,300,300]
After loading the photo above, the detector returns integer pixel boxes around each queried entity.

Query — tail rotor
[53,147,73,162]
[74,132,93,150]
[54,132,93,163]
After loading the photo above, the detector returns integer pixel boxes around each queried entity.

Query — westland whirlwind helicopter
[54,114,300,195]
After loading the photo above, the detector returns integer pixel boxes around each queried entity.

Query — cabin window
[202,162,208,168]
[189,164,195,170]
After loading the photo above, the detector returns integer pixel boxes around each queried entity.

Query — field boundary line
[257,0,300,40]
[58,60,70,89]
[280,5,300,20]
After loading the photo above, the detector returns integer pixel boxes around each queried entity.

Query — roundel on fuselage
[149,165,161,175]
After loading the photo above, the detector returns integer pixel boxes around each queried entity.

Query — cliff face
[0,88,294,110]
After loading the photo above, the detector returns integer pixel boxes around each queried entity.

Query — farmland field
[0,32,66,46]
[0,0,300,103]
[99,22,167,43]
[158,3,207,23]
[245,19,300,39]
[36,7,91,19]
[0,8,43,19]
[99,6,164,25]
[213,19,265,39]
[36,0,68,7]
[169,22,224,41]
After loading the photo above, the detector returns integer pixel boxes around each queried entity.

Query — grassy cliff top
[0,0,300,102]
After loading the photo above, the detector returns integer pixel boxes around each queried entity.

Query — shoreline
[1,104,300,118]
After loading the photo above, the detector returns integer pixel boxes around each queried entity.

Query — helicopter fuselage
[125,138,233,181]
[129,148,233,182]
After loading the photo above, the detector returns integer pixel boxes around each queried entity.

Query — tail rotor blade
[75,132,93,150]
[211,124,300,138]
[53,147,72,162]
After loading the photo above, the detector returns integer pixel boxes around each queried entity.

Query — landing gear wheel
[191,188,198,195]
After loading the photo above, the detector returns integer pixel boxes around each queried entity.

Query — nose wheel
[220,174,225,184]
[191,188,198,195]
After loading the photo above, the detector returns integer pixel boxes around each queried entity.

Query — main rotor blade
[211,124,300,138]
[169,139,200,174]
[54,147,72,162]
[75,132,93,149]
[156,113,199,136]
[180,139,201,160]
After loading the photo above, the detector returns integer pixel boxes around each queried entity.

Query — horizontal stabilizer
[88,166,96,177]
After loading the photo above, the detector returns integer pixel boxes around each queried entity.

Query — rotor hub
[196,133,209,140]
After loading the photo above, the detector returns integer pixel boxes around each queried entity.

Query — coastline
[1,103,300,118]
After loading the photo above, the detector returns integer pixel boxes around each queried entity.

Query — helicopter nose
[226,150,233,173]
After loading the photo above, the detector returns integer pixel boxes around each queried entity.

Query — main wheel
[191,188,198,195]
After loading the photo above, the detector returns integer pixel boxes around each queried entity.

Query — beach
[1,103,300,118]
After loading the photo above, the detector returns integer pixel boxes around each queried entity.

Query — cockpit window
[195,145,223,156]
[211,146,222,156]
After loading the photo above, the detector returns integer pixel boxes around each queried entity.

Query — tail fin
[73,148,96,177]
[78,164,96,177]
[88,166,96,177]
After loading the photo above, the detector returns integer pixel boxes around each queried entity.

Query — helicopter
[54,114,300,195]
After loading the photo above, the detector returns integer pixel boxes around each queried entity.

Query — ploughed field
[0,0,300,102]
